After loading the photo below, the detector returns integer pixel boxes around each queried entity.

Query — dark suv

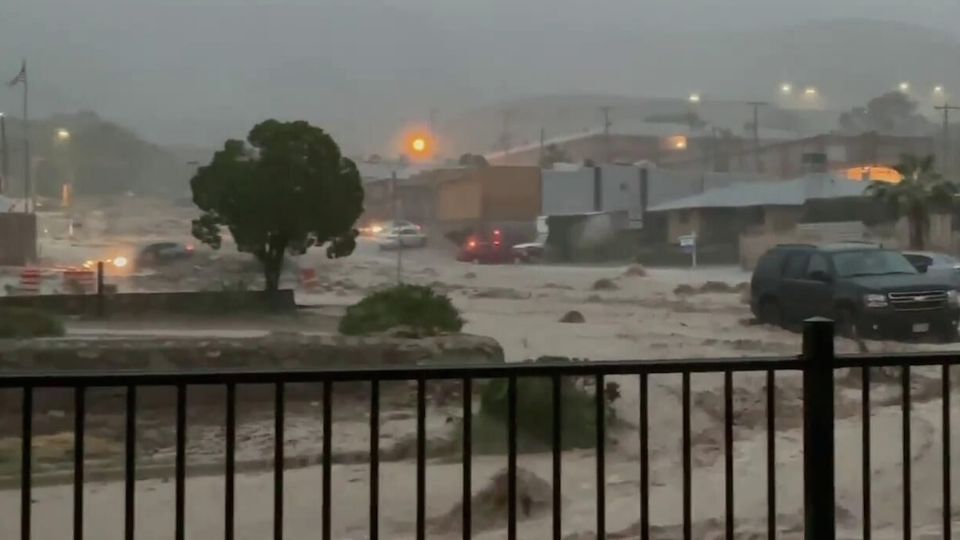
[751,243,960,341]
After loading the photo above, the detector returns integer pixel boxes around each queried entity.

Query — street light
[688,93,701,104]
[411,137,427,154]
[934,85,945,95]
[803,87,818,97]
[56,128,71,142]
[780,83,793,95]
[899,81,910,92]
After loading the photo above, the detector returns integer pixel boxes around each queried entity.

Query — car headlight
[948,290,959,307]
[864,293,888,308]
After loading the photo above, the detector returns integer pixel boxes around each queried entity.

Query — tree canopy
[839,92,933,136]
[865,154,956,249]
[191,120,364,291]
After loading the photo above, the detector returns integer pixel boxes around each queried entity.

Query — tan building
[434,166,541,227]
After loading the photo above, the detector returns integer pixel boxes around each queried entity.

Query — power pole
[934,103,960,174]
[746,101,767,173]
[499,108,513,156]
[0,113,7,194]
[600,106,613,162]
[538,127,545,166]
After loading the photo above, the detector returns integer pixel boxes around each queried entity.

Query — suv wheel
[758,299,782,327]
[835,307,860,339]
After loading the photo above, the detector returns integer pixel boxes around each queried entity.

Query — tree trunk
[261,250,285,293]
[908,208,927,250]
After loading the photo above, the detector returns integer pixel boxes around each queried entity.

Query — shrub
[338,284,463,336]
[478,357,618,451]
[0,307,65,338]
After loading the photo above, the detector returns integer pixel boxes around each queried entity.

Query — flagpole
[22,59,31,214]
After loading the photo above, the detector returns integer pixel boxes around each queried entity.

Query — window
[806,254,830,278]
[782,252,809,280]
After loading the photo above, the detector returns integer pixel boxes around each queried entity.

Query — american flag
[7,61,25,87]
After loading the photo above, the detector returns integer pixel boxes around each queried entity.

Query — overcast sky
[3,0,960,153]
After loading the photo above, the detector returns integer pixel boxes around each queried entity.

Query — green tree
[191,120,364,291]
[865,154,957,249]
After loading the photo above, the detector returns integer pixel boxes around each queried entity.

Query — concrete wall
[0,212,37,265]
[0,289,296,316]
[542,168,594,216]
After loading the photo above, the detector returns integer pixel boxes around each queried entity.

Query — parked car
[511,216,548,263]
[376,221,427,250]
[456,229,515,264]
[750,243,960,341]
[903,251,960,287]
[136,241,195,268]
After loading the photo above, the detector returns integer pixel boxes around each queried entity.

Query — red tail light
[493,229,502,236]
[467,240,477,249]
[186,244,195,252]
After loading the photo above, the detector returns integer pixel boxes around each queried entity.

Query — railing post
[96,261,105,317]
[803,317,836,540]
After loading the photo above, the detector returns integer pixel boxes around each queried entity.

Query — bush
[0,307,65,338]
[338,284,463,336]
[478,357,618,451]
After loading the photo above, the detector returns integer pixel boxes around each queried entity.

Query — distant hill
[438,19,960,154]
[7,7,960,157]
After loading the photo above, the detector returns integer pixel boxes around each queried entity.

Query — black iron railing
[0,318,958,540]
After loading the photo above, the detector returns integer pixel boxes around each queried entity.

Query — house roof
[483,121,800,161]
[647,173,869,212]
[356,161,441,182]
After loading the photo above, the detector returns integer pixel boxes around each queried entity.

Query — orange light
[411,137,427,153]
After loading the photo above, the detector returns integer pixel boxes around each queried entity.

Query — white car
[377,221,427,250]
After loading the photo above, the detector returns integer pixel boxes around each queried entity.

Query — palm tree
[865,154,957,249]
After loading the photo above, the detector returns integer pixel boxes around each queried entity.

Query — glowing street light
[899,81,910,92]
[688,93,701,104]
[803,87,818,97]
[411,137,427,154]
[780,83,793,95]
[55,128,71,142]
[934,85,945,95]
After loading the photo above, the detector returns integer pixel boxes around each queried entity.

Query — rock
[559,310,586,323]
[469,287,531,300]
[622,264,648,277]
[673,284,696,296]
[591,278,619,291]
[432,467,552,533]
[542,282,574,290]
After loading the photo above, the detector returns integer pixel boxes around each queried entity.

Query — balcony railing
[0,318,957,540]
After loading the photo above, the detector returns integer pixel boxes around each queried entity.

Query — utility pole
[429,108,438,135]
[499,108,513,156]
[538,127,545,166]
[746,101,767,173]
[0,113,7,194]
[391,169,403,284]
[600,106,613,162]
[934,103,960,174]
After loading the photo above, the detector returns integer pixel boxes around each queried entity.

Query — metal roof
[483,121,800,160]
[647,173,869,212]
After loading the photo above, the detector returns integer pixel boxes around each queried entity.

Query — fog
[3,0,960,154]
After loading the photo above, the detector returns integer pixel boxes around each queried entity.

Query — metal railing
[0,318,957,540]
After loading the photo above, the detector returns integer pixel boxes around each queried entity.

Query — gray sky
[3,0,960,153]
